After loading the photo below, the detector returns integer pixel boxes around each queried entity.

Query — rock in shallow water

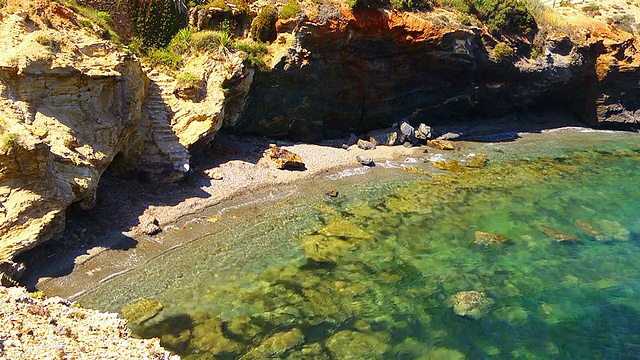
[474,231,509,246]
[120,299,163,325]
[325,330,389,359]
[242,328,304,359]
[451,291,494,319]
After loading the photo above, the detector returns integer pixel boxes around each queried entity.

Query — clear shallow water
[79,131,640,359]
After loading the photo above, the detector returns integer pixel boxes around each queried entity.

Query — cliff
[233,2,640,140]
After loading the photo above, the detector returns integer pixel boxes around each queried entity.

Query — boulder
[356,155,374,166]
[357,139,376,150]
[414,123,433,141]
[368,128,404,146]
[265,144,305,170]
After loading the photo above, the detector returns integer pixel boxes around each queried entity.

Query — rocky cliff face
[233,6,640,140]
[0,0,188,270]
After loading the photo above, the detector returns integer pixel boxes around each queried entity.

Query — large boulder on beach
[265,144,305,170]
[368,128,404,146]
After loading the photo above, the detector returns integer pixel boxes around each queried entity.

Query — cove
[54,129,640,359]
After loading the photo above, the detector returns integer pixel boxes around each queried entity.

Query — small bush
[176,72,201,89]
[583,2,599,13]
[440,0,474,13]
[144,48,183,69]
[493,42,514,60]
[251,6,278,43]
[280,0,300,19]
[1,133,19,153]
[168,28,192,55]
[390,0,433,10]
[35,35,62,52]
[191,30,234,54]
[478,0,537,35]
[235,40,268,70]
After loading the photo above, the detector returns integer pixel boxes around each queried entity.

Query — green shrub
[390,0,433,10]
[440,0,473,13]
[235,40,268,70]
[251,6,278,43]
[280,0,300,19]
[168,28,192,55]
[144,47,183,69]
[583,2,599,13]
[55,0,121,44]
[128,0,187,49]
[478,0,537,35]
[1,133,19,153]
[191,30,234,53]
[176,72,201,89]
[493,42,514,60]
[35,35,62,52]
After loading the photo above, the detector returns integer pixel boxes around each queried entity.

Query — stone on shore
[415,123,433,141]
[368,128,404,146]
[266,144,305,170]
[356,155,375,166]
[357,139,376,150]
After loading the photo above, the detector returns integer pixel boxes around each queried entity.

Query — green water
[79,131,640,359]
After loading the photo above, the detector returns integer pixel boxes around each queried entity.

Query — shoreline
[16,112,637,297]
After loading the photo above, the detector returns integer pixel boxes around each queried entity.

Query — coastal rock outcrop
[232,5,640,140]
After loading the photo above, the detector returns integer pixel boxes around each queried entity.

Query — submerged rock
[539,225,581,244]
[427,140,456,150]
[576,219,630,241]
[265,144,305,170]
[325,330,389,359]
[242,328,304,359]
[191,316,243,356]
[474,231,509,246]
[465,153,488,168]
[120,299,163,325]
[451,291,494,319]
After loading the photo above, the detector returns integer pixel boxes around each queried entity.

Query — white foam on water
[326,166,372,180]
[428,154,447,163]
[403,157,419,163]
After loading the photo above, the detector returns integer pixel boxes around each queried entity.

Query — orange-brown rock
[266,144,305,170]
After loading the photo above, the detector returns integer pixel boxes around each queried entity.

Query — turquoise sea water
[78,130,640,359]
